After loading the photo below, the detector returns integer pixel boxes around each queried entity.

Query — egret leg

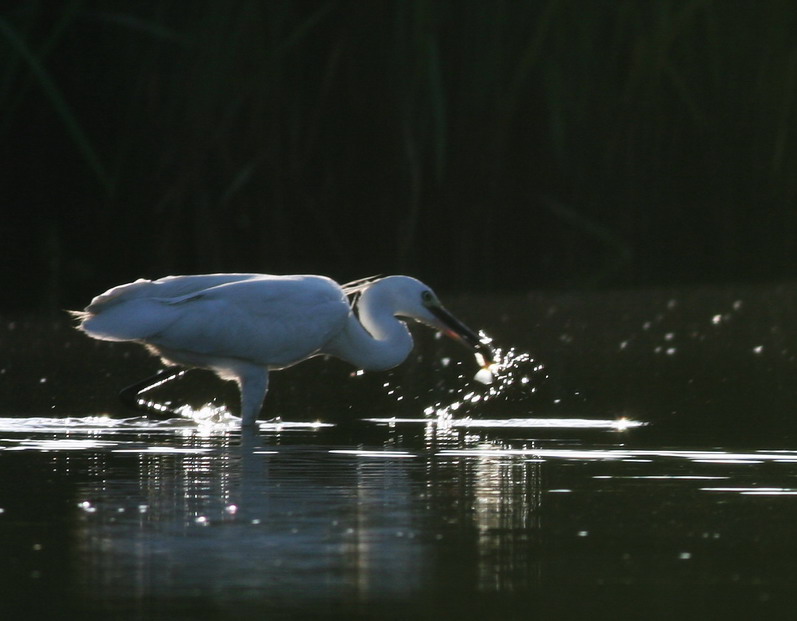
[119,367,186,415]
[237,367,269,427]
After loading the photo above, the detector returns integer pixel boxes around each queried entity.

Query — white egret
[73,273,494,426]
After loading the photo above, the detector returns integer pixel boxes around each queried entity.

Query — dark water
[3,283,797,619]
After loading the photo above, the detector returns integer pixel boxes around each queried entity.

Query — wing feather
[139,275,350,367]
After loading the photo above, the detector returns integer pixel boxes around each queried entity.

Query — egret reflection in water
[6,411,797,614]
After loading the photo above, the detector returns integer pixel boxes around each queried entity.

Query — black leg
[119,367,187,415]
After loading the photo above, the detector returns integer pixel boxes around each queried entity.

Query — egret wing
[146,275,351,368]
[86,273,265,313]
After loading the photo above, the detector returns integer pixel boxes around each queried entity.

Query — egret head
[373,276,494,364]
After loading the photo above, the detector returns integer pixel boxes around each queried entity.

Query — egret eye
[421,290,435,304]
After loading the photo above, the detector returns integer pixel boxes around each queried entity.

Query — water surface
[3,283,797,619]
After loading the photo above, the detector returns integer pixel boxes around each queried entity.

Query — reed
[2,1,797,309]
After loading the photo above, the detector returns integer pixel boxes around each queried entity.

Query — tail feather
[85,278,154,313]
[77,298,178,342]
[67,309,90,323]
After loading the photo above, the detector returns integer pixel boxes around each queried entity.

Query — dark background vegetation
[3,0,797,311]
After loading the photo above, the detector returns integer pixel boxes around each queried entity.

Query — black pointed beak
[428,304,494,366]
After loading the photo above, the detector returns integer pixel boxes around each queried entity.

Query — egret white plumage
[73,273,494,426]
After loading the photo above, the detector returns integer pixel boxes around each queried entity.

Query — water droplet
[473,368,494,384]
[78,501,96,513]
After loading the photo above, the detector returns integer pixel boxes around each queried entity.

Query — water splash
[425,343,548,418]
[475,343,548,402]
[173,403,240,431]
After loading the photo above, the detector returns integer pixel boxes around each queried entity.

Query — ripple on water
[0,412,333,433]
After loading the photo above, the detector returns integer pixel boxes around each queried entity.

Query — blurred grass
[0,1,113,194]
[2,0,797,309]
